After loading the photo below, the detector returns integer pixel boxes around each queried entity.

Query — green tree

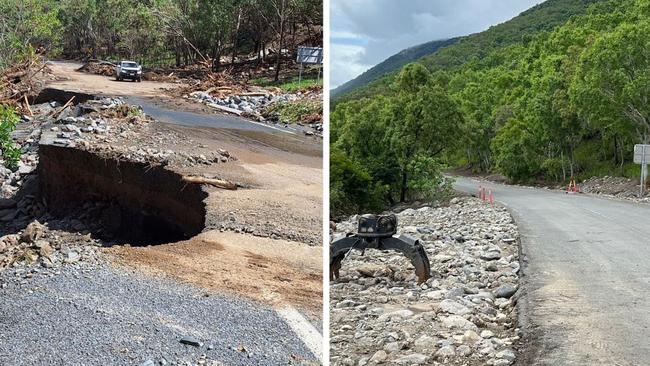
[387,63,463,201]
[330,149,385,218]
[572,20,650,143]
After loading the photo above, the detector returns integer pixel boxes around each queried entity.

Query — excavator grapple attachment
[330,214,432,284]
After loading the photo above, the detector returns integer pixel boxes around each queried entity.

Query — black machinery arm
[329,234,431,284]
[329,236,362,281]
[379,235,431,283]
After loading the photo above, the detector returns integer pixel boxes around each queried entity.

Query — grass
[265,100,322,123]
[250,75,323,93]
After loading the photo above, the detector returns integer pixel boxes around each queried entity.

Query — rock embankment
[579,175,650,202]
[330,197,521,366]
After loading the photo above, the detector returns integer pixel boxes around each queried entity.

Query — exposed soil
[47,61,179,97]
[38,142,208,244]
[109,231,322,315]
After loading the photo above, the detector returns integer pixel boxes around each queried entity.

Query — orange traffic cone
[566,179,579,194]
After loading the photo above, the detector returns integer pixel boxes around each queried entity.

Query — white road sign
[634,144,650,164]
[297,47,323,64]
[634,144,650,196]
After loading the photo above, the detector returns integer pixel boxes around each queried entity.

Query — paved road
[0,262,319,365]
[454,177,650,366]
[126,96,299,135]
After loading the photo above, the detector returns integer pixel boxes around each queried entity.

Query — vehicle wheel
[137,77,142,83]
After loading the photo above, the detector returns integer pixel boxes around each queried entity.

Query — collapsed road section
[2,89,235,253]
[38,135,208,244]
[1,85,323,364]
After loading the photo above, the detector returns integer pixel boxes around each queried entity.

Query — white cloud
[330,0,545,89]
[330,30,366,41]
[330,43,371,88]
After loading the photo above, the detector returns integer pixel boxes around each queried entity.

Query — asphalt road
[46,61,302,135]
[454,177,650,366]
[0,262,319,366]
[125,96,299,135]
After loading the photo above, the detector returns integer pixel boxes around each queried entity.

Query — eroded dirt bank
[39,141,208,244]
[3,86,322,298]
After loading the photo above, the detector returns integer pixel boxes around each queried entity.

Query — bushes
[330,150,385,218]
[330,64,462,215]
[0,105,21,171]
[406,155,455,202]
[265,100,322,123]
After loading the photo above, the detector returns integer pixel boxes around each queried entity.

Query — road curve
[454,177,650,366]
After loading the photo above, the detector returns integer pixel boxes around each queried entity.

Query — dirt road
[455,177,650,366]
[47,61,178,96]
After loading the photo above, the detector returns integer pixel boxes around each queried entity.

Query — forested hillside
[331,0,649,216]
[333,0,600,104]
[0,0,321,79]
[330,38,457,97]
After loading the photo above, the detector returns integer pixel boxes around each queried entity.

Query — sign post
[296,47,323,86]
[633,144,650,196]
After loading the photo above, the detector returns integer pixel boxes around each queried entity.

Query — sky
[330,0,544,89]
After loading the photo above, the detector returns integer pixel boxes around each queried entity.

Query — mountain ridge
[330,38,458,97]
[332,0,603,102]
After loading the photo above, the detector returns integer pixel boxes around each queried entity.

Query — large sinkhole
[38,143,208,246]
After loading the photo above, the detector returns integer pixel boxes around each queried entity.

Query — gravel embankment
[579,175,650,203]
[330,197,521,366]
[0,259,317,366]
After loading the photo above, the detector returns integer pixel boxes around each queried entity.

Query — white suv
[115,61,142,82]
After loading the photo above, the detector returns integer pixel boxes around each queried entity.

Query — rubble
[0,220,104,272]
[189,90,297,117]
[579,176,650,202]
[187,89,323,136]
[330,197,521,366]
[75,61,114,76]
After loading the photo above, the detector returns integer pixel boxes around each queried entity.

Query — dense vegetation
[0,0,322,79]
[333,0,600,105]
[331,64,458,216]
[330,38,458,98]
[331,0,650,216]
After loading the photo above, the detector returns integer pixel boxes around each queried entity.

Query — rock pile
[188,90,323,137]
[189,90,297,117]
[579,176,650,201]
[189,91,299,122]
[0,220,103,272]
[330,197,521,366]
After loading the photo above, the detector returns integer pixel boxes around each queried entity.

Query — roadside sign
[634,144,650,163]
[296,47,323,85]
[296,47,323,64]
[634,144,650,196]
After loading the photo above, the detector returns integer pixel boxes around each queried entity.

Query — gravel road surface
[454,177,650,366]
[0,261,318,365]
